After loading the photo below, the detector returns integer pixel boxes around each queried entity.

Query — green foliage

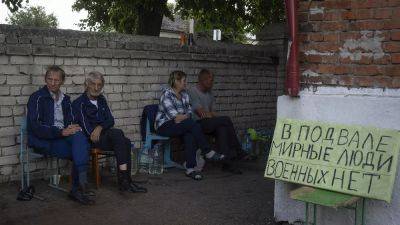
[72,0,285,42]
[72,0,173,35]
[6,5,58,28]
[176,0,285,43]
[1,0,26,12]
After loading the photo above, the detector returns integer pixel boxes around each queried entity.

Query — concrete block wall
[0,24,284,182]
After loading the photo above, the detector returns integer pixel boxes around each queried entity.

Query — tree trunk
[136,0,166,36]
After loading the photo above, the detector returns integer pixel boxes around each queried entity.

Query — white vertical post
[213,29,221,41]
[188,18,195,46]
[189,19,194,34]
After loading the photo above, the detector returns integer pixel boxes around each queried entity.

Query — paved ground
[0,162,279,225]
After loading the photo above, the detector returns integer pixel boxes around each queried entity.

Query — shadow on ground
[0,162,279,225]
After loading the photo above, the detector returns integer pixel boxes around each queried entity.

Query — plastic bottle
[148,143,163,175]
[131,147,138,175]
[242,133,252,153]
[139,147,150,174]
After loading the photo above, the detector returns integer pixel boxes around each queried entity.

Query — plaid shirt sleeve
[160,91,179,119]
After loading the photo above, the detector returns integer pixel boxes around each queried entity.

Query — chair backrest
[140,104,159,141]
[21,116,27,134]
[20,116,47,157]
[20,117,27,158]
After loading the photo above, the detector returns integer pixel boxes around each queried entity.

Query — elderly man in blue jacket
[73,71,147,193]
[27,65,93,205]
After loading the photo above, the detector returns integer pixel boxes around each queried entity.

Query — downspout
[284,0,300,97]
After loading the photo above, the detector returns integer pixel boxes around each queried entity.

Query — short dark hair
[168,70,187,88]
[45,65,66,81]
[198,69,212,81]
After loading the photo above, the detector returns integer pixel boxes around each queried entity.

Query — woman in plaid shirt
[156,71,225,180]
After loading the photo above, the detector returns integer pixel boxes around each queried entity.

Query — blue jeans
[157,118,211,169]
[48,131,90,190]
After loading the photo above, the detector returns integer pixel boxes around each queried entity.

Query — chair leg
[26,147,30,188]
[92,152,100,189]
[305,202,317,225]
[355,198,365,225]
[163,142,184,169]
[20,146,28,190]
[305,202,309,225]
[313,204,317,225]
[68,162,73,186]
[163,142,174,168]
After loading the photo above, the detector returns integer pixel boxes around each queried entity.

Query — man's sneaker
[205,151,225,162]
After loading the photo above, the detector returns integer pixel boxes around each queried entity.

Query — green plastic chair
[290,186,365,225]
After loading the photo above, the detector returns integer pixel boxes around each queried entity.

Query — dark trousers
[48,131,89,191]
[157,118,211,169]
[93,128,132,173]
[198,116,241,159]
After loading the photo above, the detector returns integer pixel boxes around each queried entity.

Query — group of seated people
[27,66,248,205]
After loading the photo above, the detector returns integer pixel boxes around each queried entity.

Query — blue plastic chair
[20,117,68,193]
[141,104,181,168]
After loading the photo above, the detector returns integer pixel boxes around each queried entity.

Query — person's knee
[71,130,84,137]
[110,128,124,137]
[71,131,88,144]
[181,118,198,131]
[181,118,196,126]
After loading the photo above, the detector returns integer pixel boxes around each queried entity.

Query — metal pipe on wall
[284,0,300,97]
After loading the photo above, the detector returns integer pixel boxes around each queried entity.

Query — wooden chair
[90,148,115,189]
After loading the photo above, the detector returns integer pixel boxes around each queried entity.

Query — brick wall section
[0,25,284,182]
[298,0,400,88]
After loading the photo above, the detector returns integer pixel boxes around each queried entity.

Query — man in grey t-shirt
[188,69,248,173]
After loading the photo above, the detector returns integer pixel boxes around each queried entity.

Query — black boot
[118,170,147,193]
[68,185,95,205]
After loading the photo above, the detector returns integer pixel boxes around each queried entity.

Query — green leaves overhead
[72,0,284,42]
[1,0,285,42]
[176,0,285,43]
[72,0,172,35]
[6,5,58,28]
[2,0,26,12]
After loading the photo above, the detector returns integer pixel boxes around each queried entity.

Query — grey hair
[85,71,105,86]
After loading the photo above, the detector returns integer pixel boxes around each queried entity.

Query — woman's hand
[174,114,188,123]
